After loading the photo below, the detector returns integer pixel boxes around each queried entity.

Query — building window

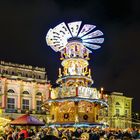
[22,99,29,110]
[7,98,15,109]
[116,109,120,116]
[7,89,15,93]
[115,102,120,106]
[22,91,30,95]
[12,71,15,75]
[125,103,130,107]
[125,110,128,117]
[36,100,42,111]
[36,92,42,96]
[5,71,8,74]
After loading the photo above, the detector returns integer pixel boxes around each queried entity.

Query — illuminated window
[22,99,29,110]
[7,98,15,109]
[36,100,42,111]
[116,109,120,116]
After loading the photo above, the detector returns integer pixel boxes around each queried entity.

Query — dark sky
[0,0,140,112]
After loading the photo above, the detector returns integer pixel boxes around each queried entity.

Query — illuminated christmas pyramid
[43,21,108,127]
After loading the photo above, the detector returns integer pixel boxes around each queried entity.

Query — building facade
[100,92,133,129]
[0,61,50,121]
[0,61,133,128]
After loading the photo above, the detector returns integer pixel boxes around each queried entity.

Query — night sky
[0,0,140,112]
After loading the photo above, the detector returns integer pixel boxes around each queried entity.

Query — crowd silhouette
[0,126,140,140]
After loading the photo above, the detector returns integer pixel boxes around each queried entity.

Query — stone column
[32,82,37,111]
[1,78,7,109]
[17,80,23,112]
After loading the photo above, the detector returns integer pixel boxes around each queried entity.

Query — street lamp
[101,87,104,99]
[101,87,104,91]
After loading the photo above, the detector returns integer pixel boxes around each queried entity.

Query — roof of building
[0,60,45,72]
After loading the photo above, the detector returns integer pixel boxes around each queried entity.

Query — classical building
[100,92,133,129]
[0,61,50,121]
[0,61,133,128]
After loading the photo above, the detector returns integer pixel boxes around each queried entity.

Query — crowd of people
[0,126,140,140]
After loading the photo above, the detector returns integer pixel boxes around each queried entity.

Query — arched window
[116,102,120,105]
[12,71,15,75]
[22,91,30,95]
[36,92,42,96]
[7,89,15,93]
